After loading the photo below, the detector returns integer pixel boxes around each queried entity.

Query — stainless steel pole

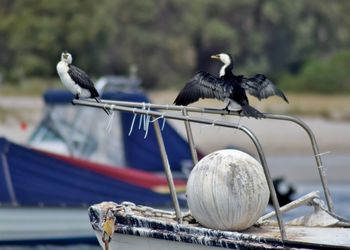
[152,117,183,223]
[182,108,198,166]
[263,114,334,212]
[239,126,287,241]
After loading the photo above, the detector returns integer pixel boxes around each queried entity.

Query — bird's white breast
[56,61,81,95]
[225,98,242,111]
[219,65,228,77]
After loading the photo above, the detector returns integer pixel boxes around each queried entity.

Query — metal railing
[73,98,335,241]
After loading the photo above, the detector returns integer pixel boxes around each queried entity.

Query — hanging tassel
[138,103,146,130]
[143,107,151,139]
[315,151,332,157]
[106,105,115,133]
[128,103,166,138]
[161,115,166,130]
[128,108,138,136]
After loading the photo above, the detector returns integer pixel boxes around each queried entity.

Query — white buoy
[186,149,270,231]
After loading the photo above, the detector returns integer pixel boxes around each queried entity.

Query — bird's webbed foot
[221,104,231,114]
[237,109,244,117]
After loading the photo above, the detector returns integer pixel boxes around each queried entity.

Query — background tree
[0,0,350,92]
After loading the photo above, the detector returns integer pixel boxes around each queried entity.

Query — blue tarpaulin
[0,137,177,206]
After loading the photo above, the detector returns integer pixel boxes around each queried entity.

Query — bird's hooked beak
[211,54,220,60]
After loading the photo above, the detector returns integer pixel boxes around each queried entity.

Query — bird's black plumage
[241,74,289,103]
[174,53,288,118]
[68,64,110,115]
[68,65,99,99]
[173,71,233,105]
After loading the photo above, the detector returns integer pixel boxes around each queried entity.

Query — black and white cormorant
[56,51,110,115]
[174,53,289,118]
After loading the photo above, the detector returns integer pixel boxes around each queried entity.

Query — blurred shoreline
[0,92,348,183]
[0,92,349,153]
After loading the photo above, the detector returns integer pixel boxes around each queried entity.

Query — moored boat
[89,201,350,250]
[78,98,350,250]
[0,76,193,246]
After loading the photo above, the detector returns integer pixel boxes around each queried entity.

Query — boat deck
[247,226,350,247]
[89,201,350,250]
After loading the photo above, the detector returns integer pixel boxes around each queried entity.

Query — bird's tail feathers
[94,97,111,116]
[241,105,265,119]
[276,88,289,103]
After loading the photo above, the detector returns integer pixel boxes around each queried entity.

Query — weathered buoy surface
[186,149,269,231]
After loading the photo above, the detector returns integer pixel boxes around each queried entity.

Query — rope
[161,115,166,131]
[143,107,151,139]
[104,103,109,111]
[150,114,166,131]
[138,103,146,130]
[128,108,138,136]
[151,115,163,123]
[129,103,166,138]
[143,104,149,131]
[106,105,115,133]
[315,151,332,157]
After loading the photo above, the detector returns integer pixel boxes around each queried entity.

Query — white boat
[89,200,350,250]
[77,98,350,250]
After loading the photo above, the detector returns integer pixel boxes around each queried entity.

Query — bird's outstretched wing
[68,65,99,97]
[174,71,233,106]
[240,74,289,103]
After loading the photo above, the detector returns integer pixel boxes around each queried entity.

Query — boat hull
[89,202,350,250]
[93,223,350,250]
[94,231,223,250]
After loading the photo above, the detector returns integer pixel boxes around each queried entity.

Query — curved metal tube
[93,99,334,212]
[263,114,333,212]
[73,99,287,240]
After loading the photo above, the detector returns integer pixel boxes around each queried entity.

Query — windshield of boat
[28,104,126,167]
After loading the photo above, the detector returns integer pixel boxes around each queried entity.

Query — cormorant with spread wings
[174,53,288,118]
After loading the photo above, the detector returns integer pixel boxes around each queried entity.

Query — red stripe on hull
[34,149,186,189]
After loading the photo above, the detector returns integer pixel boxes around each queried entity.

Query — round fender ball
[186,149,269,231]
